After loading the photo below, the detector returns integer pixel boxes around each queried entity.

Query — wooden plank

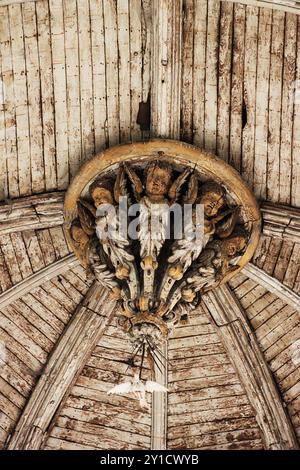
[217,1,233,161]
[284,244,300,289]
[63,0,81,178]
[0,33,8,201]
[78,0,94,161]
[90,0,107,153]
[36,0,57,191]
[253,7,272,200]
[0,6,18,198]
[49,0,68,190]
[10,232,33,278]
[192,0,207,147]
[266,9,285,201]
[8,284,116,450]
[22,1,44,194]
[9,3,31,196]
[204,0,220,153]
[129,0,142,141]
[0,234,22,284]
[279,13,297,204]
[291,15,300,207]
[202,285,298,449]
[22,230,45,273]
[151,0,182,139]
[48,226,69,258]
[0,192,64,235]
[229,2,245,172]
[36,229,56,265]
[103,0,119,147]
[273,240,294,282]
[116,0,130,143]
[181,0,194,143]
[262,236,282,275]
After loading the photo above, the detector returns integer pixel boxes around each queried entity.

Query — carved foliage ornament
[64,140,261,378]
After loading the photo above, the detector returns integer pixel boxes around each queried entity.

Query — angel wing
[183,173,198,204]
[77,199,96,236]
[145,381,168,393]
[124,164,143,202]
[215,207,240,239]
[114,166,131,204]
[168,168,191,203]
[107,382,133,395]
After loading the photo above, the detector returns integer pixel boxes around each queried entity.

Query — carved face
[200,191,225,217]
[91,187,114,207]
[71,225,89,250]
[146,167,171,198]
[222,235,247,258]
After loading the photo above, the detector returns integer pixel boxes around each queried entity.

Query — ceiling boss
[64,140,261,396]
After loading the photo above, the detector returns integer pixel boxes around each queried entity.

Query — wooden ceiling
[0,0,299,450]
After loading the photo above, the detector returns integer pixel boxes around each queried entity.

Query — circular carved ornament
[64,140,261,339]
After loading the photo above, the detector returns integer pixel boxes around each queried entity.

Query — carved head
[89,180,114,208]
[200,181,226,217]
[145,162,172,199]
[222,227,248,258]
[71,224,89,250]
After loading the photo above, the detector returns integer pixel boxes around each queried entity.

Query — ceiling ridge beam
[225,0,300,15]
[202,284,298,450]
[260,202,300,243]
[0,191,64,235]
[0,254,79,310]
[242,263,300,311]
[7,283,117,450]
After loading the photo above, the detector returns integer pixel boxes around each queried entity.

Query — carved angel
[89,171,139,299]
[107,372,168,410]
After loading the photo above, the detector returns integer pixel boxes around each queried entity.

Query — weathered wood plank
[253,7,271,200]
[9,3,31,196]
[192,0,207,147]
[23,1,44,194]
[103,0,119,147]
[78,0,94,162]
[181,0,194,143]
[49,0,68,189]
[0,6,18,198]
[36,0,57,191]
[217,1,233,161]
[151,0,182,139]
[63,0,81,178]
[204,0,220,153]
[229,2,245,172]
[267,9,285,201]
[291,15,300,207]
[279,13,297,204]
[129,0,142,141]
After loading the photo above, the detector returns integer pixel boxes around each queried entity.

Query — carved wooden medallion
[64,140,261,351]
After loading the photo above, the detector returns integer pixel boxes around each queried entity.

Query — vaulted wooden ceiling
[0,0,299,450]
